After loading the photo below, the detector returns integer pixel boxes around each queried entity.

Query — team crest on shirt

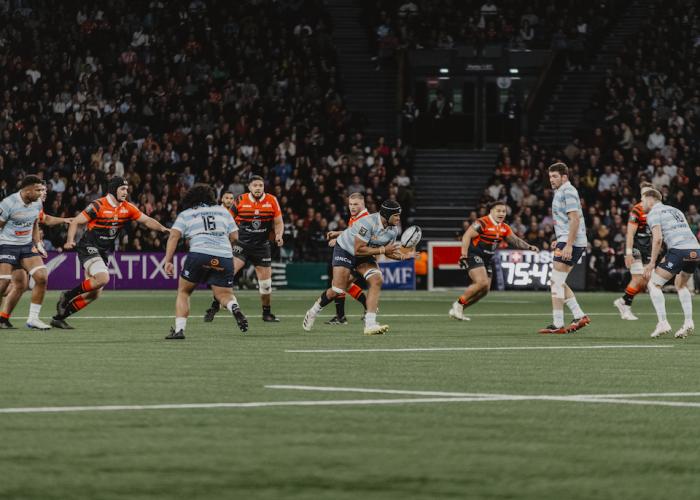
[252,220,261,229]
[359,227,368,236]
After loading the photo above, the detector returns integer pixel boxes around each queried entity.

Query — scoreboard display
[427,242,585,291]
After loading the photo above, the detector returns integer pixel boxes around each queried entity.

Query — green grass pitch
[1,289,698,500]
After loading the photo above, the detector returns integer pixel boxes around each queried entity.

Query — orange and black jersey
[470,215,513,255]
[78,196,142,250]
[230,193,282,246]
[629,202,651,246]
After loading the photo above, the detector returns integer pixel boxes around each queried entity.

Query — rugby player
[641,189,698,338]
[203,176,284,322]
[324,192,369,324]
[0,175,50,330]
[0,184,72,329]
[449,200,539,321]
[303,200,410,335]
[614,182,655,320]
[51,176,169,329]
[539,163,591,334]
[202,191,236,322]
[164,184,248,340]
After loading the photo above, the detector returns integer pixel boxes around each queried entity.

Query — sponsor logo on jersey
[359,227,368,236]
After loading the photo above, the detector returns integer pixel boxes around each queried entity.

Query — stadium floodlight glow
[509,68,519,74]
[438,76,450,80]
[439,68,449,74]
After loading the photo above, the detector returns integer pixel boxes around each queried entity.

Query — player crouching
[302,200,411,335]
[641,189,698,339]
[164,184,248,340]
[449,200,538,321]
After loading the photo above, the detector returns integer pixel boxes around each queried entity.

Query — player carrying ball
[449,200,538,321]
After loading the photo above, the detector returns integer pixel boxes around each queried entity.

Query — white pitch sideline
[285,344,675,353]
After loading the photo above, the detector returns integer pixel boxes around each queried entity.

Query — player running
[302,200,411,335]
[51,176,169,329]
[164,184,248,340]
[202,191,236,322]
[449,200,539,321]
[202,176,284,323]
[539,163,591,334]
[614,182,655,320]
[641,189,698,339]
[0,175,51,330]
[324,192,369,324]
[0,184,72,329]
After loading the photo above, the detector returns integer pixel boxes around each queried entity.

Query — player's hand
[459,255,469,269]
[164,261,175,277]
[64,241,76,250]
[624,254,634,269]
[275,235,284,247]
[161,227,171,234]
[528,245,539,252]
[383,242,400,255]
[328,238,337,247]
[561,244,573,261]
[643,263,654,280]
[326,231,337,241]
[33,242,48,258]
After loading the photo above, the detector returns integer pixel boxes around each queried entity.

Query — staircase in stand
[534,0,648,145]
[413,148,498,241]
[326,0,398,139]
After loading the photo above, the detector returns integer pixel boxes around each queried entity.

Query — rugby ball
[400,225,422,248]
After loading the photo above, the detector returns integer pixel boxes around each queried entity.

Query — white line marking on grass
[285,344,675,353]
[265,384,505,398]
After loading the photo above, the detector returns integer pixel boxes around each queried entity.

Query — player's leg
[0,261,15,299]
[166,277,198,340]
[212,284,248,333]
[673,263,696,338]
[359,264,388,335]
[57,255,109,316]
[539,260,570,334]
[303,265,349,331]
[647,265,674,338]
[450,266,490,321]
[21,255,49,330]
[615,253,646,320]
[255,265,277,322]
[347,280,368,310]
[203,288,221,323]
[0,269,27,329]
[562,282,590,331]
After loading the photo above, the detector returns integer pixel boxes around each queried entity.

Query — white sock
[365,312,377,327]
[553,309,564,328]
[565,297,584,319]
[677,287,693,324]
[310,301,322,315]
[648,285,667,323]
[28,303,41,321]
[175,317,187,332]
[226,299,239,313]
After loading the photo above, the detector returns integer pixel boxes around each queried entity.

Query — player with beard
[203,176,284,323]
[51,176,169,329]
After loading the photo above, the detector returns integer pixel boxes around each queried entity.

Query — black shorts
[657,248,700,276]
[632,246,651,264]
[553,242,586,267]
[181,252,235,287]
[232,241,272,268]
[332,245,377,272]
[77,243,110,268]
[0,243,41,266]
[466,252,493,276]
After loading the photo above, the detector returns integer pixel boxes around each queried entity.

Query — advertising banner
[379,259,416,290]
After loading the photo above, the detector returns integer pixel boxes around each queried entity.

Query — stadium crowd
[0,0,415,261]
[482,0,700,289]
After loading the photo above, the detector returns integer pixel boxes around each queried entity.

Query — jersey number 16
[202,215,217,231]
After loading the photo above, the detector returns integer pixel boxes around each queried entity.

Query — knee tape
[363,268,382,280]
[630,261,644,275]
[331,286,345,295]
[258,278,272,295]
[650,271,668,287]
[0,275,11,280]
[550,270,568,299]
[28,265,47,277]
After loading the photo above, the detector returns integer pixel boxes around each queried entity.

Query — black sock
[356,291,367,309]
[263,305,271,315]
[210,300,220,311]
[319,291,332,307]
[623,293,634,306]
[64,284,84,302]
[335,296,346,318]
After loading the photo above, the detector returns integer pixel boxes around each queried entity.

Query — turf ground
[1,289,699,500]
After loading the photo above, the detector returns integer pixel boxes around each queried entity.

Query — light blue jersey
[646,202,700,250]
[552,181,587,247]
[172,205,238,258]
[0,192,43,246]
[336,212,399,256]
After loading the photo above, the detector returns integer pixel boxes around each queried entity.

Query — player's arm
[354,235,399,258]
[41,214,73,226]
[326,230,341,240]
[164,228,182,277]
[273,215,284,246]
[32,219,47,258]
[137,214,170,234]
[505,234,539,252]
[65,212,90,249]
[228,229,239,245]
[644,225,663,280]
[459,223,480,268]
[624,220,639,269]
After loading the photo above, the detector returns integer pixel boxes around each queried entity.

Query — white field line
[285,345,675,353]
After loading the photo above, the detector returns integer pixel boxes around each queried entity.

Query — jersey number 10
[202,215,217,231]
